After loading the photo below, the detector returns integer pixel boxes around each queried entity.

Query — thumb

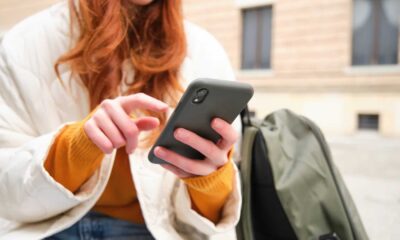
[134,117,160,131]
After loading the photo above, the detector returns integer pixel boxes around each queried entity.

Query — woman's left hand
[154,118,238,178]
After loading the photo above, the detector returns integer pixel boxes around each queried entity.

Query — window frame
[240,4,274,72]
[357,113,380,131]
[351,0,400,66]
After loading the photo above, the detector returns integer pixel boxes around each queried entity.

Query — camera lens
[192,88,208,104]
[197,88,208,97]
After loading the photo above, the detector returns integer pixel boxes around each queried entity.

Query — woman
[0,0,241,239]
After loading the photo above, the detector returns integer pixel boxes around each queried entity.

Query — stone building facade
[1,0,400,136]
[184,0,400,137]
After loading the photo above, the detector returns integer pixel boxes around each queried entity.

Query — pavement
[328,132,400,240]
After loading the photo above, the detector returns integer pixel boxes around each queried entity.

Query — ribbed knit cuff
[62,121,104,167]
[183,160,234,193]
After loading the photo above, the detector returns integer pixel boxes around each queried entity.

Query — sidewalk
[328,133,400,240]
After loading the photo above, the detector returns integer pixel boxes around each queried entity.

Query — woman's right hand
[83,93,169,154]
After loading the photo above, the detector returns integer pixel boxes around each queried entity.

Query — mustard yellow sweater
[44,120,234,224]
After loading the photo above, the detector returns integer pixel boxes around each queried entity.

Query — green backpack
[236,109,368,240]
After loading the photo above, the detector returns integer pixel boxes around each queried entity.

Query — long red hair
[55,0,186,144]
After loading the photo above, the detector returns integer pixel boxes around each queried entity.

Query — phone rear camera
[197,89,208,97]
[192,88,209,104]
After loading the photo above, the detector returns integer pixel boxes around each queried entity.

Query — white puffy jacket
[0,2,241,239]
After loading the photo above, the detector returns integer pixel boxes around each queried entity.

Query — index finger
[211,118,239,150]
[120,93,169,114]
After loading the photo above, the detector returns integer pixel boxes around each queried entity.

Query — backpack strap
[236,125,259,240]
[240,106,252,130]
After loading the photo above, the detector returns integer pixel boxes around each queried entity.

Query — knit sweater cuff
[63,121,104,166]
[183,160,234,193]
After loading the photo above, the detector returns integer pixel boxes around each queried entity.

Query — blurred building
[1,0,399,137]
[0,0,58,37]
[184,0,400,137]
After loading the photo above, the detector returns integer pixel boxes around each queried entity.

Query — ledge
[235,0,274,8]
[236,69,274,78]
[240,77,400,93]
[344,65,400,76]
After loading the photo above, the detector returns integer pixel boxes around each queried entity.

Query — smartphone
[148,78,254,164]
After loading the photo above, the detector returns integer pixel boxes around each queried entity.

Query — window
[358,114,379,130]
[241,6,272,69]
[352,0,400,65]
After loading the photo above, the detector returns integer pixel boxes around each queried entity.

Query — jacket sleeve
[0,38,109,223]
[173,22,242,235]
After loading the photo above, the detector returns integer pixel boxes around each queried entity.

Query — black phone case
[148,78,254,164]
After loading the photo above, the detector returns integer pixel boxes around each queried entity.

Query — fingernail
[213,119,223,129]
[155,147,166,157]
[126,147,133,155]
[175,128,188,139]
[160,103,169,111]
